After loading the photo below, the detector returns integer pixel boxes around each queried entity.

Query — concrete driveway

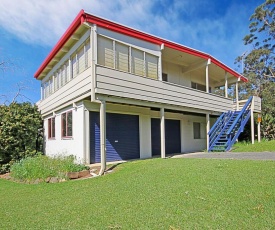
[171,152,275,160]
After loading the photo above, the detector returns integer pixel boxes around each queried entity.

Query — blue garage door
[151,118,181,156]
[90,112,140,163]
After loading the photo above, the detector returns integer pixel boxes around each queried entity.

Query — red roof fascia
[85,14,248,82]
[34,10,86,78]
[35,10,247,82]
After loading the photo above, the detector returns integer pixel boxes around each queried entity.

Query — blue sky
[0,0,264,104]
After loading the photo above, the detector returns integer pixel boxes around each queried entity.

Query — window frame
[162,73,168,81]
[191,81,211,93]
[61,111,73,138]
[48,117,56,139]
[193,122,201,139]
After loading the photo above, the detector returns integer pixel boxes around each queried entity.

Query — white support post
[251,97,255,144]
[258,117,261,143]
[91,24,97,102]
[206,113,210,151]
[236,81,239,110]
[69,56,72,80]
[143,51,146,77]
[129,46,132,73]
[83,108,90,164]
[99,100,106,175]
[160,107,166,158]
[159,44,164,81]
[206,59,211,93]
[113,40,116,69]
[225,72,228,98]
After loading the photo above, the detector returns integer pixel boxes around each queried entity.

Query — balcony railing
[95,65,233,113]
[233,96,261,113]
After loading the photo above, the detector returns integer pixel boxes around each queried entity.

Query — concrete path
[171,152,275,161]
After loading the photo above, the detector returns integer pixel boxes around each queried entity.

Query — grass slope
[232,140,275,152]
[0,158,274,229]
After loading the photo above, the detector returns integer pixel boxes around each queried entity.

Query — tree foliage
[237,0,275,139]
[0,102,43,170]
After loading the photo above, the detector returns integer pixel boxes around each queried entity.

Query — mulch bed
[0,165,116,184]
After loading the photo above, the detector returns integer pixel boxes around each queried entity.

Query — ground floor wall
[43,101,217,163]
[43,102,86,163]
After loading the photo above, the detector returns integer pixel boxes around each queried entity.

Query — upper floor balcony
[95,65,233,114]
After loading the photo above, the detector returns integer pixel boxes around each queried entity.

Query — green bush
[0,102,43,174]
[10,155,89,181]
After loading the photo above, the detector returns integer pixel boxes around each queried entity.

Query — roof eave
[34,9,86,79]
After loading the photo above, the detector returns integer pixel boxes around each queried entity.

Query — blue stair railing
[208,96,253,152]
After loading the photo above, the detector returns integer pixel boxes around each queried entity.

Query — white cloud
[0,0,255,67]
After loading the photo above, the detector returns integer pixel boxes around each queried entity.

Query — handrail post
[226,96,253,135]
[251,96,255,144]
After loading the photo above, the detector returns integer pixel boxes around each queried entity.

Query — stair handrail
[208,111,236,151]
[208,112,226,136]
[226,96,253,135]
[225,111,251,151]
[209,111,231,146]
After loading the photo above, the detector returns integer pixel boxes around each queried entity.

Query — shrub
[0,102,43,174]
[10,155,89,181]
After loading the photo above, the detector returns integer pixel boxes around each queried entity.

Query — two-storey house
[35,10,261,172]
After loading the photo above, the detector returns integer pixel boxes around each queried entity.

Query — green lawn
[0,158,274,229]
[232,139,275,152]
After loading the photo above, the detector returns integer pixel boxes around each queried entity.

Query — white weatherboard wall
[139,115,151,159]
[44,101,215,163]
[181,115,208,152]
[162,61,215,90]
[44,104,85,163]
[150,111,209,153]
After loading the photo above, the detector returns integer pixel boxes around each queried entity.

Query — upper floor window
[48,117,55,139]
[116,42,129,72]
[97,35,158,79]
[62,111,73,138]
[42,39,90,100]
[162,73,168,81]
[191,82,211,93]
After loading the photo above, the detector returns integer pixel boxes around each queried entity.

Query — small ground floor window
[48,117,55,139]
[62,111,73,138]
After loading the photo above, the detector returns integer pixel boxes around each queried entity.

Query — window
[60,66,66,87]
[54,73,58,91]
[162,73,168,81]
[193,122,201,139]
[48,117,55,139]
[116,42,129,72]
[191,82,211,92]
[193,122,206,139]
[78,45,85,74]
[98,36,114,68]
[132,48,144,76]
[97,35,160,79]
[65,61,70,82]
[62,111,73,138]
[146,53,158,79]
[85,40,91,68]
[72,53,77,78]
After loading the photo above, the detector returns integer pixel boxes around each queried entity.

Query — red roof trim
[34,10,247,82]
[34,10,85,78]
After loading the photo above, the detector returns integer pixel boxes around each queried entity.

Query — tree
[236,0,275,139]
[0,102,43,173]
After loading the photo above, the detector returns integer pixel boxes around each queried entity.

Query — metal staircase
[208,96,253,152]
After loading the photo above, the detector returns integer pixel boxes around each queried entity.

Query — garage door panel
[90,112,140,163]
[151,118,181,155]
